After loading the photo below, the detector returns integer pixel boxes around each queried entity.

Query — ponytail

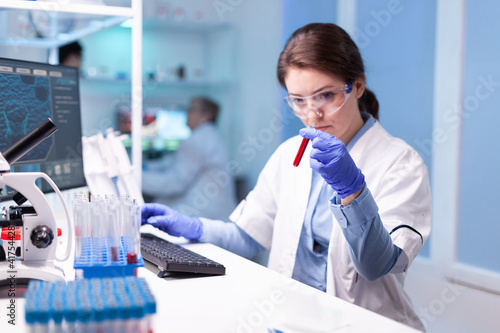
[358,88,379,120]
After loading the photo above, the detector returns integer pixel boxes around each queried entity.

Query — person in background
[142,97,237,221]
[142,23,431,331]
[59,41,83,68]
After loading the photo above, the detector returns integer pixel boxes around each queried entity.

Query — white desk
[1,229,421,333]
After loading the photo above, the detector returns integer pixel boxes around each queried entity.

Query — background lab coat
[142,122,237,220]
[229,120,431,330]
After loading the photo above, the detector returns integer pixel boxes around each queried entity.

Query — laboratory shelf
[81,77,233,89]
[0,16,128,49]
[0,1,134,48]
[145,79,233,89]
[0,0,144,191]
[0,1,134,16]
[143,19,232,34]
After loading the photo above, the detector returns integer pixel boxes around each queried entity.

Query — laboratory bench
[0,226,421,333]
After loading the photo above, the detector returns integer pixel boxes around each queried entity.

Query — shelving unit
[0,1,132,49]
[82,77,232,88]
[79,14,236,159]
[142,19,232,34]
[80,18,235,86]
[0,0,143,188]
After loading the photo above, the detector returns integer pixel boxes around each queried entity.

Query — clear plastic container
[131,201,142,261]
[72,195,89,262]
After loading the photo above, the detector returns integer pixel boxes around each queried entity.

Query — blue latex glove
[299,127,365,199]
[141,203,203,240]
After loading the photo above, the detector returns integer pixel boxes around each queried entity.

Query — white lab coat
[230,120,431,331]
[142,123,237,220]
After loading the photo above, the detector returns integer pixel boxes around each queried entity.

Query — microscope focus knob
[30,225,54,249]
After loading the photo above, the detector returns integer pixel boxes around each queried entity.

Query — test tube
[107,198,121,262]
[89,194,100,241]
[90,196,107,261]
[131,201,142,262]
[120,195,134,259]
[72,194,89,262]
[293,137,310,167]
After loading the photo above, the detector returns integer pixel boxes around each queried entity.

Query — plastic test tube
[106,198,121,262]
[131,201,142,263]
[89,194,100,240]
[120,196,136,263]
[90,195,106,260]
[72,194,89,262]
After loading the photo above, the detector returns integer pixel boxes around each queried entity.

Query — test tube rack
[74,236,144,278]
[25,277,156,332]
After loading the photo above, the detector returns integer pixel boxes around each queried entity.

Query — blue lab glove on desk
[300,127,365,199]
[141,203,203,240]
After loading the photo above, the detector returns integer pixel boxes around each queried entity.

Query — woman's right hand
[299,127,365,199]
[141,203,203,240]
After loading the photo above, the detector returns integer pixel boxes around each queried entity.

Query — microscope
[0,119,73,294]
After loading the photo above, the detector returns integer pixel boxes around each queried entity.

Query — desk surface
[0,227,420,333]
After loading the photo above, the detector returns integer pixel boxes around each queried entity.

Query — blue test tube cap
[25,301,39,324]
[77,304,93,323]
[52,300,64,324]
[38,302,51,325]
[121,299,133,320]
[64,310,77,323]
[145,294,157,315]
[132,297,145,319]
[93,301,106,322]
[107,300,119,320]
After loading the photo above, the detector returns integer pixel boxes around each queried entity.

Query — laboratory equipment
[82,128,144,205]
[73,194,143,278]
[140,233,226,276]
[0,118,74,287]
[293,137,310,167]
[24,276,156,333]
[72,195,89,262]
[105,195,120,261]
[0,57,86,202]
[120,195,141,263]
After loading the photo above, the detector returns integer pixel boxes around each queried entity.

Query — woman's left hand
[300,127,365,199]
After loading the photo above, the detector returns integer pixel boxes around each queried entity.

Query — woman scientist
[142,23,431,331]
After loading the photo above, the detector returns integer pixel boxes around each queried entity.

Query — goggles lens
[285,81,353,119]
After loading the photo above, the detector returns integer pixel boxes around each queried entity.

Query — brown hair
[191,96,220,123]
[277,23,379,120]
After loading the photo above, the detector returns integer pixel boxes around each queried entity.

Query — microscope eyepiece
[2,118,57,165]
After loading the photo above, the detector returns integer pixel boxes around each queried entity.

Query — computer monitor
[154,108,191,141]
[0,57,86,200]
[143,107,191,151]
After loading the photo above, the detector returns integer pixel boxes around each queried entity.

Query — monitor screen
[142,107,191,152]
[0,57,86,200]
[154,108,191,141]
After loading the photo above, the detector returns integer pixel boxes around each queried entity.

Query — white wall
[214,0,283,189]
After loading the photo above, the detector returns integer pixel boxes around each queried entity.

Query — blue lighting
[120,19,133,28]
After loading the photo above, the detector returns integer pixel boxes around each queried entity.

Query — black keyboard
[140,233,226,276]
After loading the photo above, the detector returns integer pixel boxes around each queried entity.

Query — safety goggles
[284,81,353,119]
